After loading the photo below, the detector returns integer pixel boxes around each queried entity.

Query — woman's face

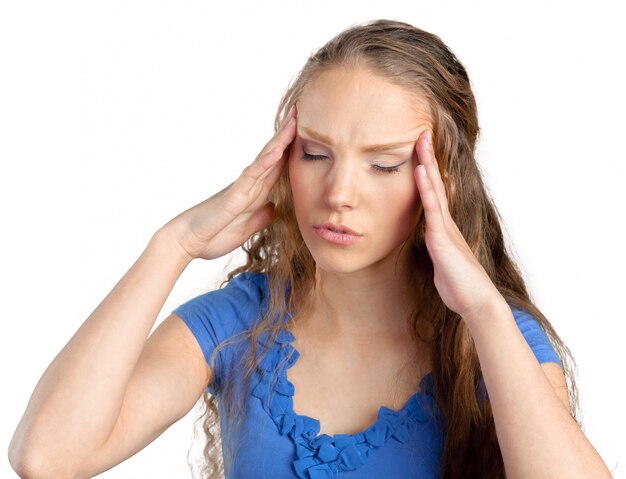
[288,66,432,275]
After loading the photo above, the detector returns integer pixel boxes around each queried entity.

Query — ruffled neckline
[250,326,440,479]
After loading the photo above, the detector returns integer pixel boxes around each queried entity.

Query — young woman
[9,19,612,479]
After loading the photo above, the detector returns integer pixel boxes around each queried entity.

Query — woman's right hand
[161,105,298,261]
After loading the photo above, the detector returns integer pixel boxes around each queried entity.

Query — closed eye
[371,164,402,174]
[302,152,327,161]
[301,152,403,174]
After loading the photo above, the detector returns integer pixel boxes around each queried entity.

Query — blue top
[172,272,563,479]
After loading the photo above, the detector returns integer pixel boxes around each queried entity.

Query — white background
[1,1,624,477]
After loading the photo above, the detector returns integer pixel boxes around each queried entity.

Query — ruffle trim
[250,328,440,479]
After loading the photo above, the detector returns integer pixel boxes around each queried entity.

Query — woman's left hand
[414,129,505,322]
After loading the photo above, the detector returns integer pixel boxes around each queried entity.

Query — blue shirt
[172,272,562,478]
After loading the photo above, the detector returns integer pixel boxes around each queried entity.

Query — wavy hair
[187,19,581,479]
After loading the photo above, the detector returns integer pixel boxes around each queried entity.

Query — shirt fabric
[172,271,563,479]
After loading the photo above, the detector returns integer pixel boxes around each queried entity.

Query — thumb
[243,201,277,237]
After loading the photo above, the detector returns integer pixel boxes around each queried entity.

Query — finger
[417,130,449,211]
[257,105,297,160]
[245,147,289,211]
[239,116,296,187]
[249,113,297,179]
[260,145,289,187]
[259,116,297,168]
[243,201,276,236]
[226,107,296,213]
[239,120,293,188]
[415,158,446,234]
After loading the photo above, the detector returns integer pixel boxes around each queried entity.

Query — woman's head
[194,20,579,479]
[270,19,481,282]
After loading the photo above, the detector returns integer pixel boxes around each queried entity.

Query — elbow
[9,459,42,479]
[8,433,34,479]
[8,448,41,479]
[8,444,77,479]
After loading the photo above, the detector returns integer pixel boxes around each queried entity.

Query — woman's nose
[325,159,358,210]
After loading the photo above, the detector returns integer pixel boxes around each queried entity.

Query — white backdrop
[1,1,624,477]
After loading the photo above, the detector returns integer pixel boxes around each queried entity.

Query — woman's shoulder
[211,270,270,311]
[506,302,563,368]
[221,270,270,300]
[172,271,271,335]
[507,303,545,328]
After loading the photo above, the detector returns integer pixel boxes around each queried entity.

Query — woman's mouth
[313,223,363,245]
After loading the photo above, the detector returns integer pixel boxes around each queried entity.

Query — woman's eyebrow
[299,126,416,153]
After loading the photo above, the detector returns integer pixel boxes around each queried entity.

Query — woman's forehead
[296,68,432,147]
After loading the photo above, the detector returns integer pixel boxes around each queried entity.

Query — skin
[288,66,433,343]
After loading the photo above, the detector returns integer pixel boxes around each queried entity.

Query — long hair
[187,19,581,478]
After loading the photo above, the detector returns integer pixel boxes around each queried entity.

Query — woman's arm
[412,128,612,478]
[8,105,298,478]
[464,299,612,479]
[7,230,193,478]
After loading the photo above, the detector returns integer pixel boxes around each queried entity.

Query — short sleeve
[171,272,269,394]
[511,307,563,368]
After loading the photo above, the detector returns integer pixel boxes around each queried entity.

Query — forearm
[464,300,611,478]
[9,227,192,473]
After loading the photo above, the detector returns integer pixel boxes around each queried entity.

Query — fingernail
[426,130,433,146]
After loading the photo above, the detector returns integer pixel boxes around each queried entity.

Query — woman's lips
[313,225,363,245]
[314,222,362,236]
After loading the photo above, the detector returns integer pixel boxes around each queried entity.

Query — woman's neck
[302,256,418,342]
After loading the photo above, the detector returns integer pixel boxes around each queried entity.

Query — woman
[9,19,611,479]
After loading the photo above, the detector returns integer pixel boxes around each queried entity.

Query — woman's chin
[309,244,409,278]
[309,252,362,275]
[310,251,382,276]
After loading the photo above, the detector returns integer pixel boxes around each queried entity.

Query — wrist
[461,294,510,329]
[151,226,195,266]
